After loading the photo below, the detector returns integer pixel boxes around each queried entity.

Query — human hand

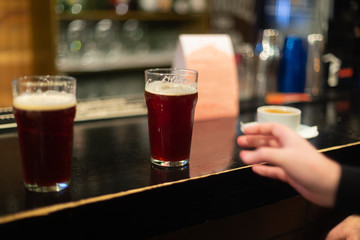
[326,215,360,240]
[237,123,341,207]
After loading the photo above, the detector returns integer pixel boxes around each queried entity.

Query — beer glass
[145,68,198,167]
[12,76,77,192]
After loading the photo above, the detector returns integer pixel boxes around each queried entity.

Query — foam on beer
[145,81,197,96]
[13,91,76,111]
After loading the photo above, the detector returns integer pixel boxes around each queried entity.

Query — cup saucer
[240,122,319,139]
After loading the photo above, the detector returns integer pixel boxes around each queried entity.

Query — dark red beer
[13,96,76,189]
[145,83,198,163]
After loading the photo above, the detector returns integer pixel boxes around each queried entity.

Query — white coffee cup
[257,105,301,131]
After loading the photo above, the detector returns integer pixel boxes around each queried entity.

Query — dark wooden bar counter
[1,90,360,238]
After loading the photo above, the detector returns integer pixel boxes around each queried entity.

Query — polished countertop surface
[1,89,360,237]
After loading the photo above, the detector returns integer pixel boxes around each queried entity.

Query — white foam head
[145,81,197,96]
[13,91,76,111]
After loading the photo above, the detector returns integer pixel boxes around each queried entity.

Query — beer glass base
[24,181,70,193]
[151,158,189,167]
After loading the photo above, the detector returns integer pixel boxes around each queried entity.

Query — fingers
[237,135,280,148]
[240,148,284,166]
[325,215,360,240]
[242,122,289,135]
[252,164,288,182]
[241,123,298,146]
[238,123,306,150]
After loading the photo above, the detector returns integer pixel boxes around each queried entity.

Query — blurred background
[0,0,358,111]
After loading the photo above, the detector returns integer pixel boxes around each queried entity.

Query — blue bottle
[277,36,307,93]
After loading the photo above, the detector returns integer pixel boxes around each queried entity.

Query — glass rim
[12,75,76,90]
[13,75,76,84]
[145,68,198,76]
[257,105,301,115]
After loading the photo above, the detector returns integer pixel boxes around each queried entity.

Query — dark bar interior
[1,0,360,239]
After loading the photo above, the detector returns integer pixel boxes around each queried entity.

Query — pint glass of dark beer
[145,68,198,167]
[12,76,77,192]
